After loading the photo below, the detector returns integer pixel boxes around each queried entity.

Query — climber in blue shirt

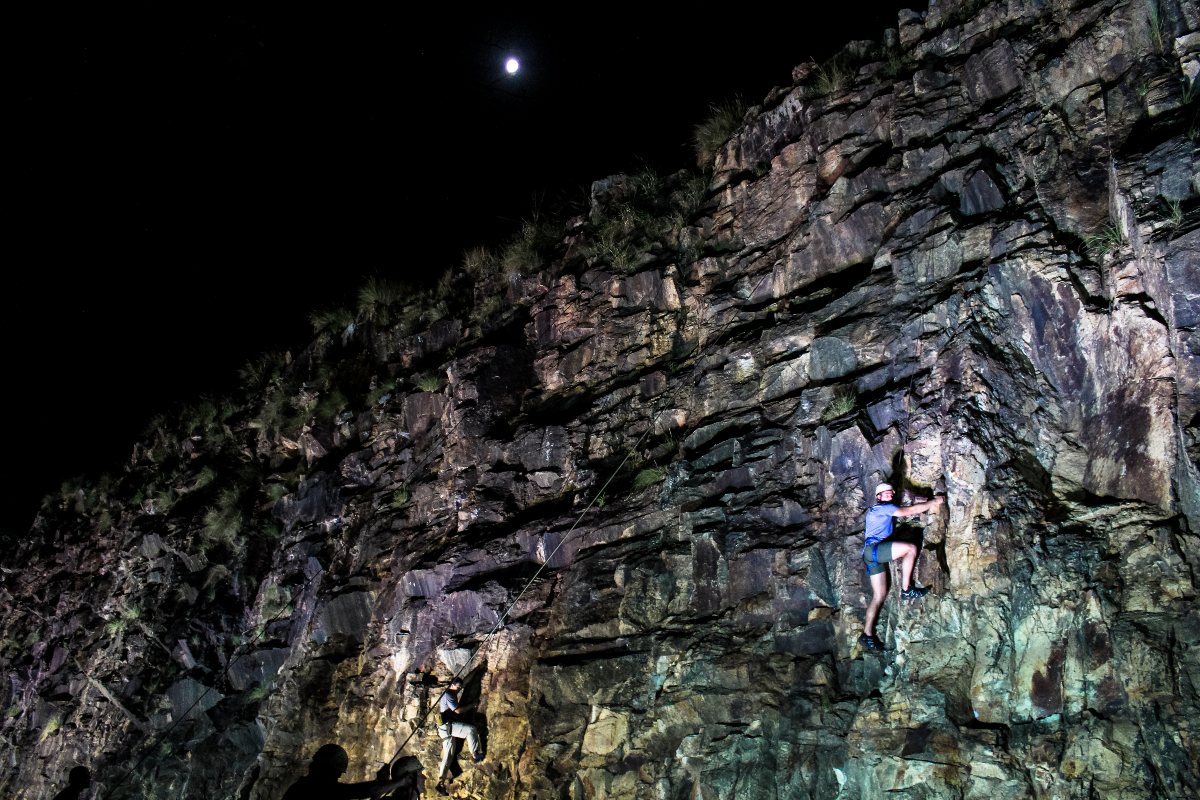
[858,482,944,651]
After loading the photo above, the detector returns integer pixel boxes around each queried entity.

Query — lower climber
[435,679,484,796]
[281,744,405,800]
[858,482,944,651]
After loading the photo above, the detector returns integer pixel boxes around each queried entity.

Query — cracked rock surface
[3,1,1198,798]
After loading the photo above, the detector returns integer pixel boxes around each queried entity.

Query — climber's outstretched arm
[891,495,945,518]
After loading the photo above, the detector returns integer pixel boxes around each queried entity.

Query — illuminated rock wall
[3,1,1198,798]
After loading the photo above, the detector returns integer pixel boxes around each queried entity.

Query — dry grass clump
[415,373,446,393]
[692,98,746,167]
[261,583,292,620]
[821,389,857,421]
[201,488,242,550]
[630,466,667,494]
[358,277,412,324]
[310,306,355,333]
[390,488,410,509]
[1084,222,1124,256]
[463,246,498,280]
[239,351,286,392]
[500,218,563,278]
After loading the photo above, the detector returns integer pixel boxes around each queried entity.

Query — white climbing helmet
[875,483,894,497]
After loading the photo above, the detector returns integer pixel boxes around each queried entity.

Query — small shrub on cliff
[314,389,348,421]
[474,293,505,322]
[261,584,291,620]
[463,246,498,280]
[1084,222,1124,257]
[358,276,412,325]
[151,486,176,516]
[630,467,667,494]
[390,488,410,509]
[239,351,286,393]
[416,373,445,393]
[194,466,217,491]
[203,564,231,592]
[812,56,853,96]
[424,299,449,325]
[38,719,60,742]
[1164,198,1184,229]
[874,44,907,81]
[252,390,304,436]
[366,379,397,407]
[1148,0,1169,54]
[244,683,269,703]
[1181,75,1198,105]
[629,168,663,201]
[179,398,218,437]
[58,476,91,515]
[675,173,709,219]
[500,218,563,277]
[310,306,355,334]
[821,389,857,421]
[103,608,139,637]
[692,98,746,168]
[253,391,287,431]
[201,489,242,549]
[585,202,667,274]
[585,227,640,273]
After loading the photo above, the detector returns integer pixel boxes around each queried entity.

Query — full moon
[505,58,519,74]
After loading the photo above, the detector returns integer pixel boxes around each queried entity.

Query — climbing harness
[863,539,881,574]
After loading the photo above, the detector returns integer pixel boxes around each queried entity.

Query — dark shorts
[863,540,894,576]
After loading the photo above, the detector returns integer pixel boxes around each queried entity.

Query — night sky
[11,3,916,535]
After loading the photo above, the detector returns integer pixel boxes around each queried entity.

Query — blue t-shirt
[864,503,898,548]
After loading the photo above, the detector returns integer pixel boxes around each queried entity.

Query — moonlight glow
[505,58,519,74]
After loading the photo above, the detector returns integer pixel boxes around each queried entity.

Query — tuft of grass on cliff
[692,98,745,168]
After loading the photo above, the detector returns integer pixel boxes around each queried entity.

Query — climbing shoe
[901,585,930,599]
[858,634,883,651]
[436,783,449,796]
[473,753,486,763]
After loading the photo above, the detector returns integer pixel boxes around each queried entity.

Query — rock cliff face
[3,2,1199,799]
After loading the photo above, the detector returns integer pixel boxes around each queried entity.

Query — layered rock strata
[3,1,1198,798]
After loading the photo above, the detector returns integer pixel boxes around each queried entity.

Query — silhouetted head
[310,744,350,777]
[68,767,91,788]
[392,756,422,779]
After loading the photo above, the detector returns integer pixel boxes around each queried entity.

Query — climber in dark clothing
[858,482,944,651]
[52,766,90,800]
[281,744,406,800]
[376,756,425,800]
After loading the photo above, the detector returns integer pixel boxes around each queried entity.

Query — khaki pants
[438,722,480,779]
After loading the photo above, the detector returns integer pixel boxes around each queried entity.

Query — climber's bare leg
[864,571,888,637]
[893,541,918,591]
